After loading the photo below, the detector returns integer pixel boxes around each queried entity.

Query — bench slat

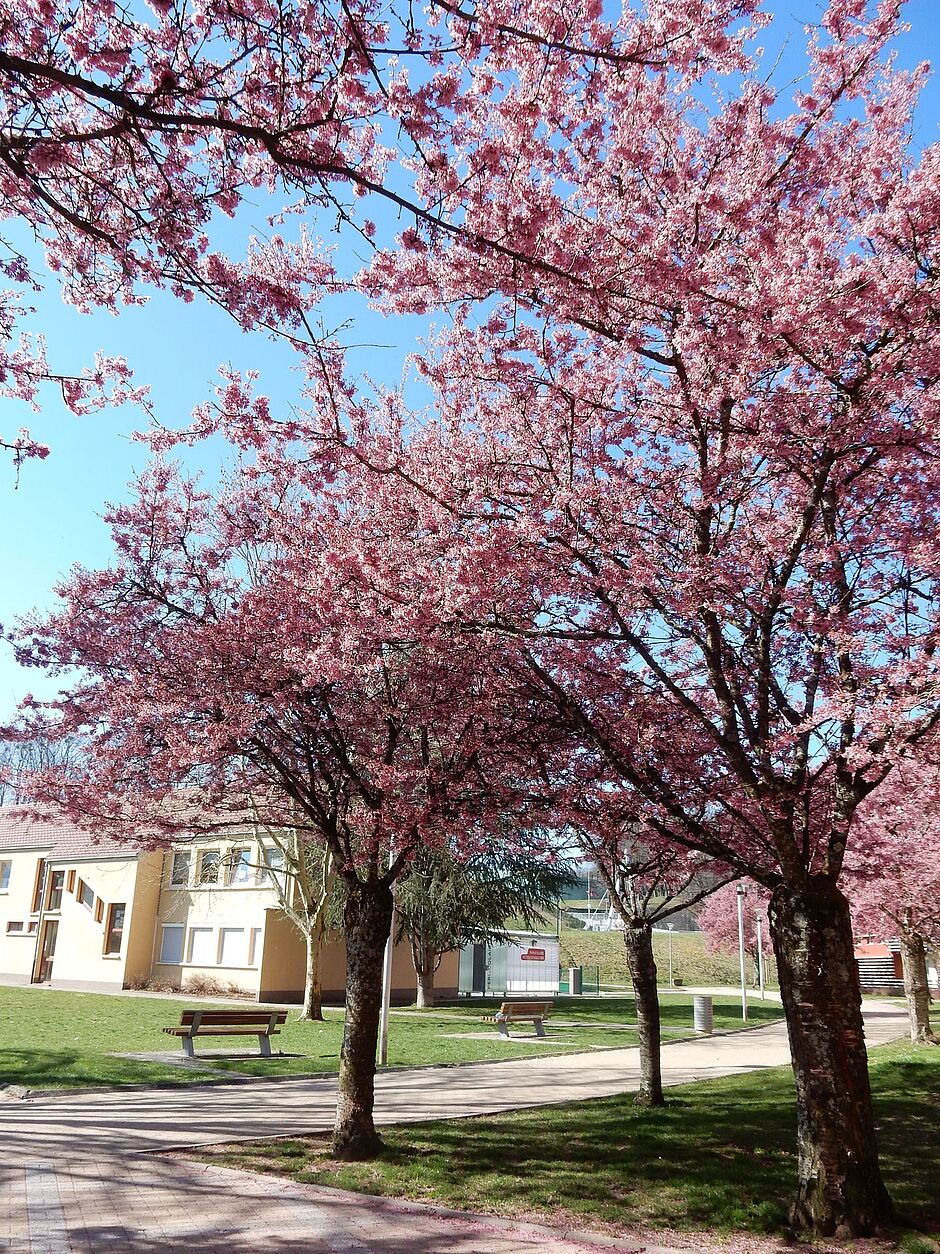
[176,1010,287,1026]
[163,1008,288,1058]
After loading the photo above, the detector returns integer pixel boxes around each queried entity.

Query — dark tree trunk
[898,925,939,1046]
[622,922,663,1107]
[333,876,393,1160]
[769,879,893,1236]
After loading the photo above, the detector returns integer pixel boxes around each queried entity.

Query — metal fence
[558,964,600,994]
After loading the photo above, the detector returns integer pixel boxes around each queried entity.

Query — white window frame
[197,850,220,886]
[158,924,185,965]
[258,845,285,885]
[170,851,192,887]
[226,848,253,886]
[218,927,247,966]
[187,926,215,965]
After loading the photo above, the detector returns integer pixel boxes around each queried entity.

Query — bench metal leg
[534,1019,546,1038]
[258,1035,273,1057]
[182,1037,196,1059]
[497,1021,510,1037]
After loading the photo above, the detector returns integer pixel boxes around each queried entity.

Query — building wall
[44,856,144,992]
[125,852,165,985]
[257,906,313,1001]
[0,847,45,983]
[1,832,462,1004]
[257,915,433,1005]
[151,841,278,997]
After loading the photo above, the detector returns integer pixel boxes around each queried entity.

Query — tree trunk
[769,879,893,1236]
[333,876,393,1160]
[412,933,437,1009]
[298,917,326,1021]
[622,922,663,1107]
[898,925,938,1046]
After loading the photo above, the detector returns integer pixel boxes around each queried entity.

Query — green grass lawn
[189,1033,940,1247]
[0,985,783,1089]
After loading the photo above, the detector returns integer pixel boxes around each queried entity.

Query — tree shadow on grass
[873,1056,940,1232]
[218,1051,940,1240]
[0,1048,195,1089]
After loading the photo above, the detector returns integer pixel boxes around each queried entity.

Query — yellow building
[0,812,456,1002]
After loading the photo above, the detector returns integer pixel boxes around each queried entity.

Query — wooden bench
[163,1009,288,1058]
[483,1000,553,1038]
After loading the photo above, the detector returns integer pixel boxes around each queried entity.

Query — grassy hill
[559,927,778,989]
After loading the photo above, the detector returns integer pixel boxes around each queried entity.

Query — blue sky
[1,0,939,719]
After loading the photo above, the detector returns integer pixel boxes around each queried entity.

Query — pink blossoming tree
[848,759,940,1045]
[2,0,939,1236]
[12,452,554,1158]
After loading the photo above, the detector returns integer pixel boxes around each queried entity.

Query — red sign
[520,947,546,961]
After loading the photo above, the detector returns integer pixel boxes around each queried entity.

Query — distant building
[0,811,455,1002]
[853,939,939,995]
[458,932,560,996]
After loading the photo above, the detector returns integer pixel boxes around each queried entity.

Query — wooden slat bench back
[482,1000,554,1038]
[163,1008,288,1058]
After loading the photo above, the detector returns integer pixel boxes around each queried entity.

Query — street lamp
[756,912,766,1000]
[736,882,748,1022]
[667,923,674,986]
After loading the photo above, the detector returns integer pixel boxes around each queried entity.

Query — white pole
[736,883,748,1022]
[378,850,396,1066]
[667,923,674,986]
[756,913,766,1000]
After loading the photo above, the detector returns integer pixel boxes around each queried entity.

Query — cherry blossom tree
[10,453,553,1159]
[0,0,768,458]
[848,760,940,1045]
[697,880,772,970]
[293,2,939,1232]
[2,0,938,1236]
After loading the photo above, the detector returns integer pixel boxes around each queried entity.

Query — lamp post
[736,882,748,1022]
[667,923,674,986]
[756,912,766,1000]
[378,848,396,1065]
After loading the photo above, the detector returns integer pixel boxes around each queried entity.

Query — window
[31,859,46,912]
[248,927,262,967]
[218,927,246,966]
[26,920,38,934]
[198,850,220,885]
[77,880,95,912]
[46,870,65,912]
[226,848,253,885]
[170,851,191,886]
[0,860,10,892]
[104,903,125,955]
[66,869,76,893]
[259,845,285,884]
[6,920,23,934]
[158,924,185,965]
[188,927,215,965]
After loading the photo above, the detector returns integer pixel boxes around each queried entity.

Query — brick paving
[0,1000,908,1253]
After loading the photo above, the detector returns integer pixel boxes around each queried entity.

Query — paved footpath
[0,1001,908,1253]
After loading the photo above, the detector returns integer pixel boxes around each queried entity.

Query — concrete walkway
[0,1001,909,1253]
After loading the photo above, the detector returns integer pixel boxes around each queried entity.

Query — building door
[471,943,487,995]
[35,920,58,983]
